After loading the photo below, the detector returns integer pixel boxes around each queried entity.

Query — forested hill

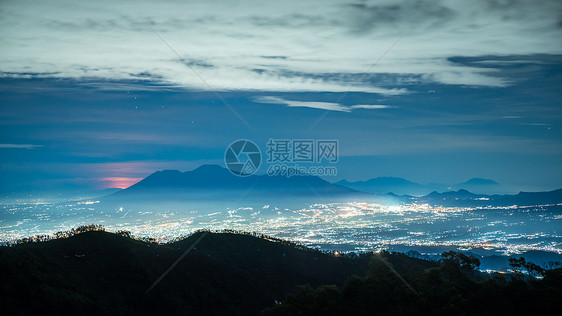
[1,228,561,315]
[0,229,377,315]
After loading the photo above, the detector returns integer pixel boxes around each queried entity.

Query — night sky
[1,0,561,197]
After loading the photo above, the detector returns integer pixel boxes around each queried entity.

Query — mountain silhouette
[411,188,562,207]
[335,177,507,196]
[461,178,498,185]
[335,176,430,196]
[423,189,483,200]
[107,164,365,203]
[454,177,503,194]
[101,165,561,208]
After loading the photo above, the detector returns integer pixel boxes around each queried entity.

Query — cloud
[0,0,560,92]
[350,104,394,110]
[254,96,348,111]
[254,96,393,112]
[0,144,43,149]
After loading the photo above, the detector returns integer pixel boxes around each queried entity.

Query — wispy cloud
[0,0,560,92]
[0,144,43,149]
[523,123,552,126]
[254,96,394,112]
[350,104,395,110]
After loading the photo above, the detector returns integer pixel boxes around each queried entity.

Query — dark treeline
[1,227,560,315]
[263,251,561,315]
[9,224,106,244]
[9,225,335,256]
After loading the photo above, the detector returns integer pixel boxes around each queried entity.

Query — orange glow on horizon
[100,177,143,189]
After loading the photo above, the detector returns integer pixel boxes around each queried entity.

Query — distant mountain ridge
[335,176,503,196]
[461,178,499,185]
[411,188,562,207]
[108,164,364,201]
[102,165,562,207]
[336,176,428,196]
[454,177,502,194]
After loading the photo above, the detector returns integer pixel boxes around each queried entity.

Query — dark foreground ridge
[1,227,561,315]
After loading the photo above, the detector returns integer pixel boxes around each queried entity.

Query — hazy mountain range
[99,165,562,208]
[111,165,503,199]
[109,164,362,198]
[336,177,502,196]
[101,165,369,210]
[408,188,562,207]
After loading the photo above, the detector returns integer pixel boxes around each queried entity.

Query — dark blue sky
[1,1,561,196]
